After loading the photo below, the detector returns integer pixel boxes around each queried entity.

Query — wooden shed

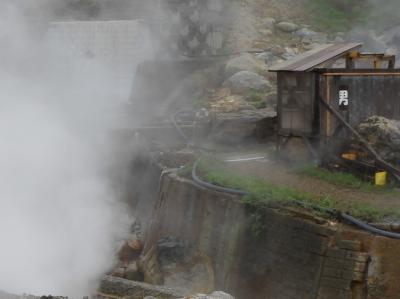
[269,43,400,172]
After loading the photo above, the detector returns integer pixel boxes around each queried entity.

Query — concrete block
[318,286,351,299]
[346,251,369,263]
[336,240,361,251]
[320,277,351,290]
[324,257,354,269]
[353,261,367,272]
[326,248,347,259]
[322,267,342,278]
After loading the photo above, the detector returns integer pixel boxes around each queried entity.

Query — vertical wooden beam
[325,75,331,138]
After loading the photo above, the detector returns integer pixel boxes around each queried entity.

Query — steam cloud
[0,1,151,297]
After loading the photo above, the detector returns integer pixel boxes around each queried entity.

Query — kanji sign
[339,86,349,110]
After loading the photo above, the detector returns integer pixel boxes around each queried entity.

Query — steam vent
[4,1,400,299]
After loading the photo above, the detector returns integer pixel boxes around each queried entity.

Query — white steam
[0,2,151,297]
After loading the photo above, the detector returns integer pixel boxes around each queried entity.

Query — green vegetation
[246,90,265,103]
[197,158,334,208]
[308,0,368,32]
[194,158,400,223]
[297,165,400,195]
[309,0,400,32]
[193,96,210,109]
[297,165,374,190]
[246,90,268,110]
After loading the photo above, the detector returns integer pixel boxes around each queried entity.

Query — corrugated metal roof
[269,43,362,72]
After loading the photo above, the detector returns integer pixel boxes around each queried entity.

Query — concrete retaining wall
[138,171,400,299]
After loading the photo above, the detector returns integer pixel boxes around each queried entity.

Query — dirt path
[223,157,400,211]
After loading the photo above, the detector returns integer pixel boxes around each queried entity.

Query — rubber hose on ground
[341,213,400,239]
[191,159,249,196]
[191,159,400,240]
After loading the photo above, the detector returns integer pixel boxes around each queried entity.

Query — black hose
[190,158,400,239]
[340,213,400,239]
[171,111,400,239]
[191,159,249,196]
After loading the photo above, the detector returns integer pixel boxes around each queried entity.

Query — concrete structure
[128,156,400,299]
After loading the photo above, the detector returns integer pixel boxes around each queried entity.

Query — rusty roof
[269,43,362,72]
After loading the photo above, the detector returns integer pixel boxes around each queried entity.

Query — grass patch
[308,0,369,32]
[297,165,399,195]
[297,165,375,190]
[197,158,335,210]
[246,90,267,110]
[194,158,400,223]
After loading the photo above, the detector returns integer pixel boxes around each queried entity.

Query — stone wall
[158,0,231,57]
[137,171,400,299]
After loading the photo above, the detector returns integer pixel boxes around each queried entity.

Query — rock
[303,43,322,51]
[118,238,142,263]
[294,28,317,38]
[263,17,276,30]
[99,275,184,299]
[125,261,144,281]
[255,51,280,65]
[282,47,299,60]
[224,53,262,78]
[270,45,286,56]
[223,71,272,94]
[157,236,185,270]
[181,291,234,299]
[139,237,214,294]
[356,116,400,166]
[302,32,328,45]
[209,291,234,299]
[333,36,345,43]
[276,21,299,33]
[258,28,273,37]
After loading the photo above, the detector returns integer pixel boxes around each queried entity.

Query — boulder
[139,236,215,294]
[301,32,328,45]
[255,51,280,65]
[275,21,299,33]
[356,116,400,165]
[223,71,272,94]
[99,275,184,299]
[182,291,234,299]
[224,53,262,78]
[262,17,276,30]
[294,28,317,38]
[258,28,273,37]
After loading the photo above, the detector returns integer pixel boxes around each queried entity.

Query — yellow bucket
[375,171,388,187]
